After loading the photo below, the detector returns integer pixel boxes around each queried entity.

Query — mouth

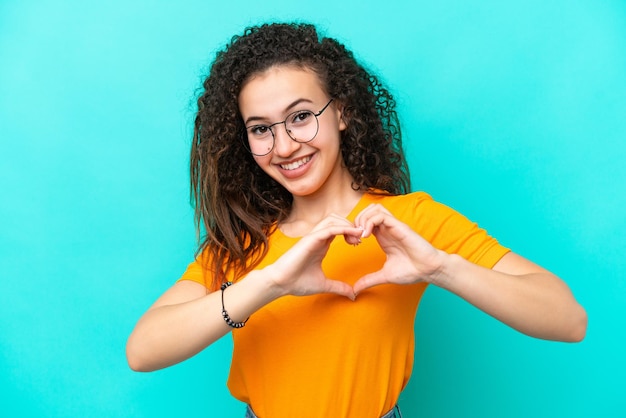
[279,155,312,171]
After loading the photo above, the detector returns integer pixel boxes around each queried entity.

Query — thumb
[353,271,389,296]
[324,278,357,301]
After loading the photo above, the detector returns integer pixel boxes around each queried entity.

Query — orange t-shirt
[180,192,509,417]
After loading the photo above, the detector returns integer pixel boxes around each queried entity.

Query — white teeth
[280,156,311,170]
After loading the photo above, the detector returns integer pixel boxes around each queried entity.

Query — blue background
[1,0,624,416]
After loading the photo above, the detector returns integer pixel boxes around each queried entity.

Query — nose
[272,122,301,156]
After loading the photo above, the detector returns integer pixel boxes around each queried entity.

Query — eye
[248,125,271,137]
[289,110,314,125]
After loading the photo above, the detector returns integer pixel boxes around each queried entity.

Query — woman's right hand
[263,214,363,300]
[127,215,361,372]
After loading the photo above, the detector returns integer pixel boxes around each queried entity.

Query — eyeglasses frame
[243,98,334,156]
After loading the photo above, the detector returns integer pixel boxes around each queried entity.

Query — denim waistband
[382,404,402,418]
[245,404,402,418]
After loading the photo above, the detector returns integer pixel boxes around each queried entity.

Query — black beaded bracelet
[220,281,249,329]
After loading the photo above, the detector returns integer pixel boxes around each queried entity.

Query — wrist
[221,269,287,324]
[429,252,462,288]
[251,265,291,300]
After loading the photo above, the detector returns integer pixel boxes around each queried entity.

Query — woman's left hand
[351,205,586,342]
[352,204,448,295]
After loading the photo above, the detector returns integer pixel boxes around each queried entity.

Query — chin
[281,182,321,197]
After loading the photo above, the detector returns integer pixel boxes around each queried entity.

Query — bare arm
[125,271,281,372]
[434,251,587,341]
[126,218,362,372]
[352,204,587,342]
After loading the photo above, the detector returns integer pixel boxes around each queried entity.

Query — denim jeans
[245,404,402,417]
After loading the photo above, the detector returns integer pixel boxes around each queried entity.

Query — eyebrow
[244,98,314,125]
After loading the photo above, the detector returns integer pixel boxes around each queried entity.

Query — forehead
[238,65,327,114]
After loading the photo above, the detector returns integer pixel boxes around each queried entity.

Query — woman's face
[238,65,349,198]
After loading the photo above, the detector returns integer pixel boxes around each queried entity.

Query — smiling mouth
[280,156,312,171]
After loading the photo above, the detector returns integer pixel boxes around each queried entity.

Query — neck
[281,176,364,237]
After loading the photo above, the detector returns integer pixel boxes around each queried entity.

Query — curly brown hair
[190,22,410,289]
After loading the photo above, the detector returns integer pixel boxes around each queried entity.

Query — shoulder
[363,190,476,229]
[364,191,435,215]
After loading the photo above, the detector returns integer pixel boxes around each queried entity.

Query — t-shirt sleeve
[393,192,510,269]
[177,252,217,291]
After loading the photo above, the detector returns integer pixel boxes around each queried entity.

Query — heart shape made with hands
[279,205,443,300]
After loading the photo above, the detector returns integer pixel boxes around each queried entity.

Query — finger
[323,279,356,301]
[343,224,363,246]
[353,271,390,295]
[311,213,353,232]
[359,212,388,239]
[354,204,393,238]
[353,204,376,228]
[309,224,363,244]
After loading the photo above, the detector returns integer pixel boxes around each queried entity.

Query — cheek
[253,155,274,174]
[252,155,264,166]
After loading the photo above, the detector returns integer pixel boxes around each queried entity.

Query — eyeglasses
[244,99,334,156]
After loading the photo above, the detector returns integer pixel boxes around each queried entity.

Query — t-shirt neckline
[275,192,376,239]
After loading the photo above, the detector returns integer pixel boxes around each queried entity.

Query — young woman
[126,22,587,418]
